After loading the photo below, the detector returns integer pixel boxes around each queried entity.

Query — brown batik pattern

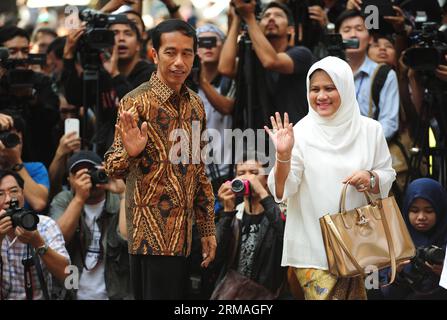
[105,73,215,256]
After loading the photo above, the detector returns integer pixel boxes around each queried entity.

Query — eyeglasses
[0,188,21,203]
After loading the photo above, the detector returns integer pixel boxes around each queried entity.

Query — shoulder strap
[369,64,392,120]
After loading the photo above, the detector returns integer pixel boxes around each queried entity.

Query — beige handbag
[319,183,416,284]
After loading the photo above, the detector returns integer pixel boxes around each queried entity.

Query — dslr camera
[230,178,251,197]
[0,130,20,148]
[88,167,109,185]
[397,245,446,291]
[403,22,447,72]
[2,198,39,231]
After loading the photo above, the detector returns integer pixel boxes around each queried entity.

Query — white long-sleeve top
[267,56,396,270]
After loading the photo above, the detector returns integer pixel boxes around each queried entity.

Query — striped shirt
[1,215,70,300]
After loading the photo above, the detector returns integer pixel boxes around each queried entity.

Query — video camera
[77,9,130,69]
[2,198,39,231]
[403,22,447,72]
[322,34,359,60]
[397,245,446,292]
[0,47,46,91]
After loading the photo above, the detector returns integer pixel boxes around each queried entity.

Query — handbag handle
[325,199,398,286]
[339,182,375,213]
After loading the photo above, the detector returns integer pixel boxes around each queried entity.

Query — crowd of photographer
[0,0,447,300]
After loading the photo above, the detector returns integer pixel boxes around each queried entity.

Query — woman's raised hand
[264,112,294,161]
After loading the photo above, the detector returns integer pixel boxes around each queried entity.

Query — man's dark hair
[262,1,295,26]
[0,169,25,189]
[234,150,269,173]
[109,18,142,43]
[152,19,197,53]
[0,25,30,46]
[370,32,395,45]
[31,27,57,43]
[123,10,146,33]
[0,109,26,134]
[335,9,367,33]
[46,36,66,59]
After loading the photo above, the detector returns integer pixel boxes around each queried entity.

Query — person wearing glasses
[49,151,130,300]
[0,169,70,300]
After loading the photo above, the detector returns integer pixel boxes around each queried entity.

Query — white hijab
[304,56,361,152]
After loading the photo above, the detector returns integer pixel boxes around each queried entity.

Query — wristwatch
[367,170,376,189]
[36,243,49,257]
[12,163,25,172]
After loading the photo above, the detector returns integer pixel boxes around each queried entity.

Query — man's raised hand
[115,111,148,157]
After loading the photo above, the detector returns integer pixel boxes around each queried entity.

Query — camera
[323,34,359,60]
[403,22,447,72]
[3,198,39,231]
[0,47,46,91]
[231,178,251,196]
[79,9,115,52]
[88,167,109,185]
[0,131,20,148]
[397,245,446,291]
[198,37,217,49]
[415,245,445,266]
[77,9,124,69]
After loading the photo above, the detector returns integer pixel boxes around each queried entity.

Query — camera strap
[0,255,3,300]
[32,247,50,300]
[23,245,34,300]
[23,244,50,300]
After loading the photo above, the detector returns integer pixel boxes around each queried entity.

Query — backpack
[369,63,392,121]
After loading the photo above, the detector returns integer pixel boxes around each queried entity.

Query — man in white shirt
[49,151,130,300]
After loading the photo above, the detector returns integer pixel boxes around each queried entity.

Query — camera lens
[0,132,20,148]
[231,179,245,194]
[97,171,108,183]
[20,212,39,231]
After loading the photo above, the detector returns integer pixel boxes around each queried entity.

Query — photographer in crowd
[0,169,70,300]
[212,152,286,298]
[336,10,400,140]
[381,178,447,299]
[0,111,50,212]
[30,27,57,55]
[197,24,236,193]
[49,151,130,300]
[62,12,154,156]
[219,0,313,128]
[0,25,60,167]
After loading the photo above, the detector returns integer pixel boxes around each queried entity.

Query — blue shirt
[354,56,399,139]
[23,162,50,210]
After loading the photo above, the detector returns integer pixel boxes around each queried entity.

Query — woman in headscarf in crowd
[265,56,396,300]
[381,178,447,299]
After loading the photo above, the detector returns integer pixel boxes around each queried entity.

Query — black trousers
[130,254,188,300]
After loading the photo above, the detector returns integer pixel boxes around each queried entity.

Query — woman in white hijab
[265,56,396,300]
